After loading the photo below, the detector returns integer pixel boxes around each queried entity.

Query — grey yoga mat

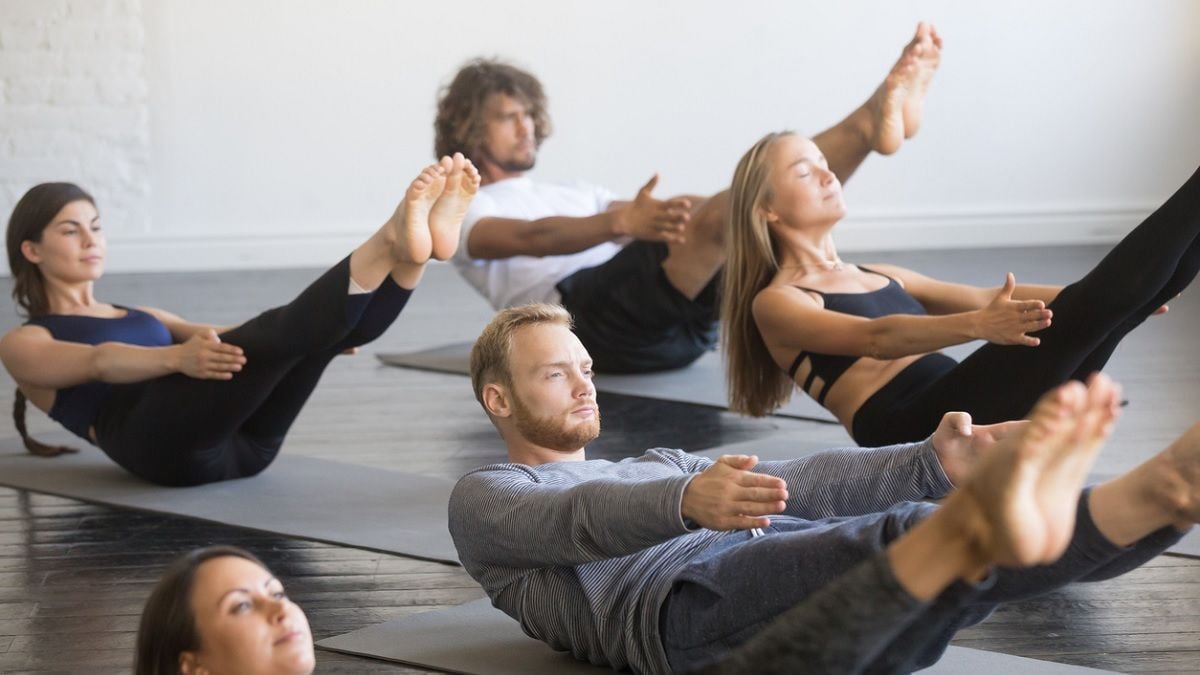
[0,432,460,565]
[377,343,839,424]
[316,598,1115,674]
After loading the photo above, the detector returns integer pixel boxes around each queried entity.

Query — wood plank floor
[0,244,1197,673]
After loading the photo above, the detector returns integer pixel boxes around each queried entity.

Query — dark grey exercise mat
[0,432,460,565]
[377,343,839,424]
[317,598,1113,674]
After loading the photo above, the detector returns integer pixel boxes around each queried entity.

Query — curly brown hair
[434,58,552,164]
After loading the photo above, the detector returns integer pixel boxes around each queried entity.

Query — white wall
[0,0,151,239]
[3,0,1199,272]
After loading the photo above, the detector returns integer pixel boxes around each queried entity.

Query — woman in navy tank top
[724,131,1198,446]
[1,155,480,486]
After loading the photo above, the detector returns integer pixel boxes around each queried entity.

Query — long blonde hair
[722,131,796,417]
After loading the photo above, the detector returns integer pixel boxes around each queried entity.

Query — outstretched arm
[750,439,953,520]
[449,463,697,569]
[870,264,1061,314]
[0,325,245,389]
[753,276,1052,361]
[466,175,692,259]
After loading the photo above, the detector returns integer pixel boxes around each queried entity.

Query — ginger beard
[509,388,600,452]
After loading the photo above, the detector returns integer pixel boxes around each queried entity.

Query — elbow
[87,345,108,381]
[522,230,555,258]
[863,327,893,360]
[866,331,915,361]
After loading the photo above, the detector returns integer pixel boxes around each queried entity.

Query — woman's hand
[975,273,1053,346]
[175,330,246,380]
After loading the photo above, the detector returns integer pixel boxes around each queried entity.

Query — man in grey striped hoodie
[449,303,1197,674]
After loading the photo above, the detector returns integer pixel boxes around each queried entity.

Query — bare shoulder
[0,323,52,364]
[752,284,823,329]
[755,284,820,312]
[1,323,51,347]
[860,262,927,288]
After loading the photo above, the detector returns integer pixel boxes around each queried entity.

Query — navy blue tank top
[25,307,173,440]
[787,267,928,405]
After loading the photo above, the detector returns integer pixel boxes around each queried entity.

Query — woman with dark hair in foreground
[136,546,314,675]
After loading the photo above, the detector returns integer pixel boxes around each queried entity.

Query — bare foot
[389,163,446,264]
[861,59,910,156]
[1144,422,1200,528]
[428,152,481,261]
[856,22,943,155]
[931,411,1028,486]
[901,22,943,139]
[957,374,1120,567]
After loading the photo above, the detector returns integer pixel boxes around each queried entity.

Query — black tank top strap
[787,351,832,405]
[787,350,809,379]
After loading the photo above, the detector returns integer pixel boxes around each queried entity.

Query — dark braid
[13,389,77,457]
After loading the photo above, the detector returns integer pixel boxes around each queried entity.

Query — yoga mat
[0,432,460,565]
[317,598,1114,674]
[377,343,839,424]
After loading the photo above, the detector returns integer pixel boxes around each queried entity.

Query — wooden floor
[0,244,1198,673]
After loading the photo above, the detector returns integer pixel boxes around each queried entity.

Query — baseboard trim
[835,205,1148,252]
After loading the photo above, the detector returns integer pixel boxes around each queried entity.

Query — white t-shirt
[451,176,622,309]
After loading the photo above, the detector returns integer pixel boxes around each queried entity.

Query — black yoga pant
[852,163,1200,446]
[93,257,412,486]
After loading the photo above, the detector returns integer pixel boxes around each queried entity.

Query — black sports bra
[786,267,928,405]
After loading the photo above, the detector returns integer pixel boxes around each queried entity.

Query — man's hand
[681,455,789,530]
[613,174,691,244]
[931,411,1028,485]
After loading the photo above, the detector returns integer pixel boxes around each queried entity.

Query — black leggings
[852,164,1200,446]
[93,257,411,486]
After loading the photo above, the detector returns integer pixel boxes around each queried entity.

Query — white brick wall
[0,0,150,241]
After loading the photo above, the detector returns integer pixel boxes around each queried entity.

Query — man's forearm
[469,211,621,259]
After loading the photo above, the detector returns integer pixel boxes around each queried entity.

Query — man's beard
[511,394,600,452]
[480,144,536,173]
